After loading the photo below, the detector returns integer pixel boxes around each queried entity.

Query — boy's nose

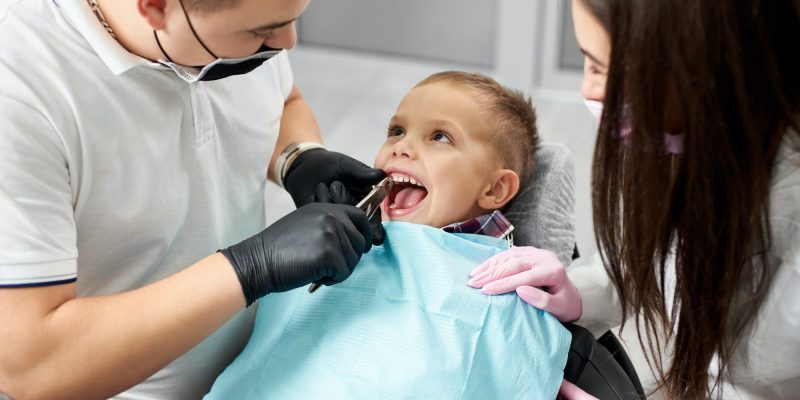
[392,137,417,159]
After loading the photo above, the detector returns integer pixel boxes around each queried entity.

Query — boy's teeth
[389,172,424,187]
[389,202,397,209]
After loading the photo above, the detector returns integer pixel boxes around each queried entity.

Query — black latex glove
[313,181,386,245]
[284,148,386,245]
[220,203,373,306]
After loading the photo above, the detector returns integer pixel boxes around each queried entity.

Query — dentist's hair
[183,0,240,13]
[415,71,540,187]
[583,0,800,398]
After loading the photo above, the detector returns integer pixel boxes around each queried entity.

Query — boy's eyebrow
[580,48,607,68]
[431,119,463,134]
[249,18,296,32]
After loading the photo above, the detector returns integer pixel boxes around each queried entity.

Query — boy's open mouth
[385,172,428,216]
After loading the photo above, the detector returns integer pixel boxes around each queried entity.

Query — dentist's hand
[284,148,386,245]
[467,246,582,322]
[220,203,373,306]
[312,180,386,245]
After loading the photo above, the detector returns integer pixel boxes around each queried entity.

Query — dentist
[470,0,800,398]
[0,0,384,398]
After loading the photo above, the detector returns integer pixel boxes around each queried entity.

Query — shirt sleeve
[0,95,77,287]
[273,50,294,99]
[568,252,623,335]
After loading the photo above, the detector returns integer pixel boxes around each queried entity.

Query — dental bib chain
[87,0,118,40]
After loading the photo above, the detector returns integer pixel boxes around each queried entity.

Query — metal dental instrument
[308,177,393,293]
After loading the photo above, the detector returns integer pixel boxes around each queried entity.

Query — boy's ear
[138,0,168,30]
[477,169,520,211]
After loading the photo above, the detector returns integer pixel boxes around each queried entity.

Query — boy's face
[374,82,501,228]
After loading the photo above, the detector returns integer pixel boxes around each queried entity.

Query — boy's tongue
[393,186,427,209]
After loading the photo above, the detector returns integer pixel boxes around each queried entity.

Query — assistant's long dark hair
[583,0,800,398]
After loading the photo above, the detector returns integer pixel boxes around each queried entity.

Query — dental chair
[505,142,645,399]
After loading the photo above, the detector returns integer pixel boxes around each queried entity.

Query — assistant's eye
[586,61,606,76]
[387,125,405,138]
[431,131,452,143]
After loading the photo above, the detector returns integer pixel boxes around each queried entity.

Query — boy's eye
[388,127,405,137]
[432,131,452,143]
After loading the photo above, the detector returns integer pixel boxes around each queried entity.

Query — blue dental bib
[207,222,570,399]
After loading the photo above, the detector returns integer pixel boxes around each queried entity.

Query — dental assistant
[0,0,386,398]
[470,0,800,398]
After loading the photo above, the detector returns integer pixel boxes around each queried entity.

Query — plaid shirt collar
[441,210,514,240]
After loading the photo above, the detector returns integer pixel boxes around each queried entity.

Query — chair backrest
[503,142,577,266]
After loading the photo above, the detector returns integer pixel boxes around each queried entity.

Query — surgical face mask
[584,98,684,154]
[583,99,604,122]
[154,0,281,83]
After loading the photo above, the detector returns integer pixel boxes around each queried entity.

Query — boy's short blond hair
[415,71,539,185]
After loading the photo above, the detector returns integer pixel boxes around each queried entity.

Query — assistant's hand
[558,379,598,400]
[284,148,386,244]
[220,203,373,306]
[467,246,582,322]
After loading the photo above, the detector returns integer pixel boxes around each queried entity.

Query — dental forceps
[308,177,393,293]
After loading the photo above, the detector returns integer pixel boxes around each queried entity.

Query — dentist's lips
[383,171,428,219]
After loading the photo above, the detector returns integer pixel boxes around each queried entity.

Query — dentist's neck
[92,0,166,62]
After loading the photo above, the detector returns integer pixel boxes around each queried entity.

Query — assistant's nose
[265,22,297,50]
[580,71,606,102]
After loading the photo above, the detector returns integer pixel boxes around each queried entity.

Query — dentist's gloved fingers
[315,210,368,286]
[220,203,374,306]
[339,205,374,255]
[329,179,384,246]
[313,180,385,246]
[329,181,352,205]
[336,155,387,190]
[370,215,386,246]
[557,379,598,400]
[284,148,386,208]
[329,229,357,283]
[314,182,332,203]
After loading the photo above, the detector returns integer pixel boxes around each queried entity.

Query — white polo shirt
[0,0,293,397]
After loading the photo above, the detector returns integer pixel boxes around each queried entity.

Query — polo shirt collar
[55,0,152,75]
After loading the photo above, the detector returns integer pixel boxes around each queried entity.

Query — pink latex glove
[558,379,598,400]
[468,246,582,322]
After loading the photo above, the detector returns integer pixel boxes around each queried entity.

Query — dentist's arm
[0,203,374,400]
[268,84,324,183]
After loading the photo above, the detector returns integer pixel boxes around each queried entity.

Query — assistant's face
[572,0,610,102]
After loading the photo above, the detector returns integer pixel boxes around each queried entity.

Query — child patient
[375,71,533,230]
[205,72,571,400]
